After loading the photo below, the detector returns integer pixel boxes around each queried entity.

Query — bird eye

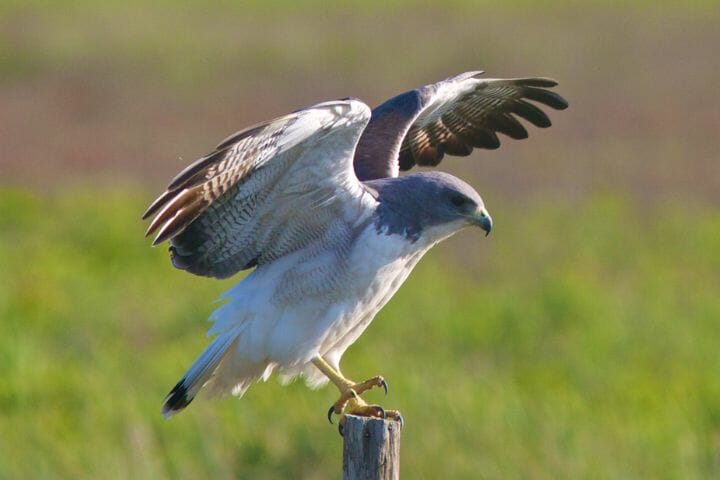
[450,195,467,207]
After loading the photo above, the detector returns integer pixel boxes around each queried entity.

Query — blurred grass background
[1,0,719,478]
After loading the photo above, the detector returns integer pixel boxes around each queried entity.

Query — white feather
[191,218,438,399]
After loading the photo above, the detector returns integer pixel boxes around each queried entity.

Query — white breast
[313,226,433,369]
[205,221,433,391]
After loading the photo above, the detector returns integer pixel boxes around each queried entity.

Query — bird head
[368,171,492,243]
[412,171,492,238]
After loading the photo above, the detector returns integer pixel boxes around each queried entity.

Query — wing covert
[144,99,373,278]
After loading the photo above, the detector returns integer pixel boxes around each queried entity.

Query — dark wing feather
[353,71,568,180]
[143,100,371,279]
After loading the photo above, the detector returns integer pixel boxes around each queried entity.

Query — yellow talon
[312,356,401,431]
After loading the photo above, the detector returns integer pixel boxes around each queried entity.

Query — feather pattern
[144,99,374,278]
[353,71,568,180]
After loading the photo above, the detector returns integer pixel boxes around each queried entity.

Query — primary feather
[353,71,568,180]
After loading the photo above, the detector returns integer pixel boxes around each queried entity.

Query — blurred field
[1,190,719,479]
[1,0,720,479]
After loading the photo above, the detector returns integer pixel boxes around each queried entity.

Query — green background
[1,1,718,478]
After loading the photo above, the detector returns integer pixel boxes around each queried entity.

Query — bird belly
[315,228,431,368]
[205,225,431,391]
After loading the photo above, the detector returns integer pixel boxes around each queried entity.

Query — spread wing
[353,71,568,181]
[143,99,373,279]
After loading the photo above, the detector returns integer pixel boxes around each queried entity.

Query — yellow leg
[311,356,355,391]
[311,356,402,434]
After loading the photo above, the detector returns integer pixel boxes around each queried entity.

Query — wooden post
[342,415,401,480]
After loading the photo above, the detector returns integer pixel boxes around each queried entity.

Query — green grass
[1,187,719,478]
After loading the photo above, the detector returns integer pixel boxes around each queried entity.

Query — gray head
[365,171,492,243]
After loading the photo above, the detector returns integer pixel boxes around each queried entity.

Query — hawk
[144,71,568,428]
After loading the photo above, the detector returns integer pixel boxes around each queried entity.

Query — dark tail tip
[162,379,194,419]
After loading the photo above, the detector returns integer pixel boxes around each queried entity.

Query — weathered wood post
[342,415,402,480]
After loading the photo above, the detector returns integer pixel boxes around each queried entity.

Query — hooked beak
[473,207,492,236]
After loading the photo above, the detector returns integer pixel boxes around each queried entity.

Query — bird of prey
[144,71,567,427]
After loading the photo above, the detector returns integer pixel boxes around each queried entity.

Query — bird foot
[325,375,403,435]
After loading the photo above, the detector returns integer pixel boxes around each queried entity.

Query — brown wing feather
[399,75,568,170]
[143,121,288,245]
[143,99,372,279]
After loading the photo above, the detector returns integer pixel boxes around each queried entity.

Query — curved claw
[380,378,389,396]
[327,405,335,424]
[338,421,344,437]
[396,413,404,430]
[376,406,386,419]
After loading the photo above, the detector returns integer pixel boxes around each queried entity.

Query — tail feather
[162,332,238,419]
